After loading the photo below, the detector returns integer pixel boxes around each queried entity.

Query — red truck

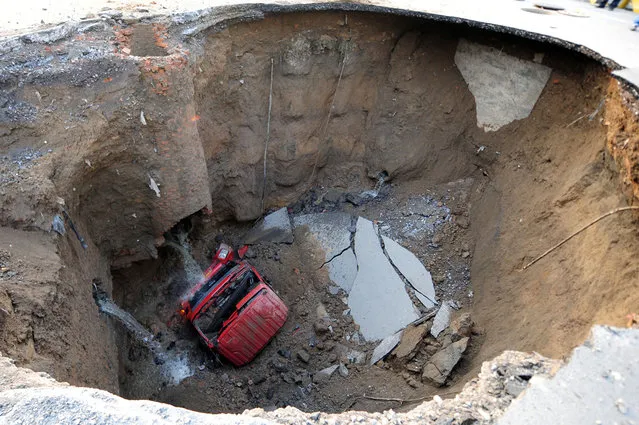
[179,244,288,366]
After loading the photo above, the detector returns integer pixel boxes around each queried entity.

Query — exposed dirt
[0,7,638,420]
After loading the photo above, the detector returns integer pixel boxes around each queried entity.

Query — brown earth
[0,8,638,416]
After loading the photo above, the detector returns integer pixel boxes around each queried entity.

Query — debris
[323,189,343,204]
[345,349,366,365]
[243,207,294,244]
[504,377,528,397]
[148,174,161,198]
[382,235,437,308]
[313,320,330,335]
[338,363,349,377]
[51,215,65,235]
[297,349,310,363]
[431,301,453,338]
[140,111,147,125]
[293,213,356,291]
[349,217,419,340]
[313,365,338,383]
[84,159,92,168]
[454,39,551,131]
[422,337,469,386]
[277,349,291,359]
[394,324,429,359]
[450,313,474,341]
[370,330,403,365]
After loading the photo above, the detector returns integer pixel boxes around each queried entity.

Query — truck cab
[179,244,288,366]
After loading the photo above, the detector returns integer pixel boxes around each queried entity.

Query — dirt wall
[0,9,638,397]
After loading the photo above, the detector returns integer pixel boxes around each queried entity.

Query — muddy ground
[111,176,481,413]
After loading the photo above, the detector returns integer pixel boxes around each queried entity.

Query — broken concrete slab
[242,207,293,244]
[382,235,437,309]
[393,324,429,359]
[349,217,419,341]
[313,365,338,383]
[499,326,639,425]
[370,330,403,366]
[454,39,552,132]
[431,301,453,338]
[422,337,469,386]
[293,213,357,292]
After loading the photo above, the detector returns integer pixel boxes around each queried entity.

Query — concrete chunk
[431,301,453,338]
[394,324,429,359]
[455,39,552,132]
[382,235,437,309]
[349,218,419,341]
[242,207,293,244]
[313,365,339,383]
[293,213,357,292]
[498,326,639,425]
[422,337,469,386]
[370,330,403,366]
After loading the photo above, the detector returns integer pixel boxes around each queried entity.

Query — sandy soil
[0,8,637,418]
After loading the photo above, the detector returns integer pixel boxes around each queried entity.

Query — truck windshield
[189,262,236,309]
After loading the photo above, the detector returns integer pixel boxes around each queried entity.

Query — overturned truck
[179,244,288,366]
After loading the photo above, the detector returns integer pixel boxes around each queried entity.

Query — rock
[344,349,366,365]
[271,360,289,373]
[277,349,291,359]
[451,313,474,341]
[422,337,469,386]
[313,320,330,335]
[338,363,349,377]
[504,377,528,397]
[394,324,429,359]
[297,349,310,364]
[455,216,470,229]
[454,39,552,131]
[349,218,419,340]
[370,330,403,365]
[323,189,343,204]
[242,207,293,244]
[407,378,421,388]
[345,193,363,206]
[406,362,423,373]
[51,215,65,235]
[316,303,329,319]
[382,235,437,309]
[431,301,453,338]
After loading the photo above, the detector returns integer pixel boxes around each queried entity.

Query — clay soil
[0,8,638,418]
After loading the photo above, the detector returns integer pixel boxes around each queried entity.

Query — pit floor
[111,178,482,414]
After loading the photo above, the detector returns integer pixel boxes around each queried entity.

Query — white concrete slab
[382,235,437,309]
[348,217,419,341]
[455,39,552,131]
[369,330,403,366]
[243,207,293,244]
[498,326,639,425]
[431,301,453,338]
[293,213,357,292]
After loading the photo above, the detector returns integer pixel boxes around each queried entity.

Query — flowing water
[164,240,204,287]
[96,296,193,385]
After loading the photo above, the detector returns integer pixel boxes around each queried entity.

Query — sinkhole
[0,6,638,419]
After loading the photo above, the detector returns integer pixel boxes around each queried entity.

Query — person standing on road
[595,0,621,10]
